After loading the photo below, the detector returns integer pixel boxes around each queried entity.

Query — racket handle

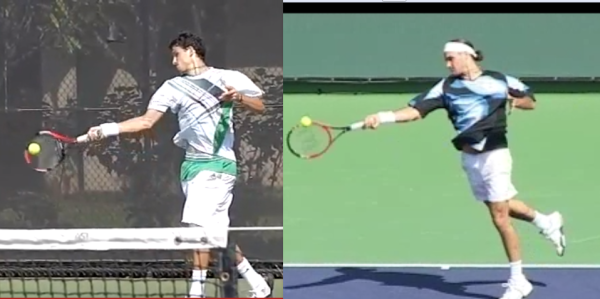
[76,134,90,143]
[348,121,365,131]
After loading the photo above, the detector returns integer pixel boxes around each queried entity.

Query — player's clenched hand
[507,94,517,115]
[363,114,381,129]
[86,126,104,141]
[219,85,242,102]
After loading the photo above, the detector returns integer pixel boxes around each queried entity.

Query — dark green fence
[284,14,600,79]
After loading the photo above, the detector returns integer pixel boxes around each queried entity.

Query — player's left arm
[221,70,265,114]
[506,75,536,110]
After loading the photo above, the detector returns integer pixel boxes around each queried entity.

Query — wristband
[377,111,396,124]
[99,122,120,137]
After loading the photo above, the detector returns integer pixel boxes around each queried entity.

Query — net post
[213,238,238,298]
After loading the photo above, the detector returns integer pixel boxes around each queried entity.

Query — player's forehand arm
[116,116,154,133]
[393,107,422,122]
[93,116,150,139]
[96,109,163,138]
[377,107,421,124]
[117,109,164,134]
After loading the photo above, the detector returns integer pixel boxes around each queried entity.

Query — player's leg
[214,174,273,298]
[485,201,524,274]
[184,170,271,298]
[191,241,211,298]
[508,199,566,256]
[482,148,566,255]
[181,175,215,298]
[462,149,532,299]
[485,199,532,299]
[234,244,274,298]
[508,198,564,239]
[479,147,564,241]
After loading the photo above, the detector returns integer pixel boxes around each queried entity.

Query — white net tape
[0,226,283,251]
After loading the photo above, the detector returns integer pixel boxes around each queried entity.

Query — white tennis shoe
[540,211,566,256]
[249,273,274,298]
[499,276,533,299]
[249,286,272,298]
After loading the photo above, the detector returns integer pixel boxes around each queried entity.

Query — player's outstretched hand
[363,114,381,129]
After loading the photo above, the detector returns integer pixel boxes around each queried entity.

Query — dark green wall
[284,14,600,78]
[283,80,600,94]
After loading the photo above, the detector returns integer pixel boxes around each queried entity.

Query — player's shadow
[285,267,547,299]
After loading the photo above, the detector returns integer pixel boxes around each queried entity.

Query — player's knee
[487,201,511,228]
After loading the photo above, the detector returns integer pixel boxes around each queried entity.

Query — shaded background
[0,0,282,267]
[284,13,600,78]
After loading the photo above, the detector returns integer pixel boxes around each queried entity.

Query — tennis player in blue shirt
[361,39,566,299]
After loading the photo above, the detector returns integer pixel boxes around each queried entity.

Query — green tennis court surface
[284,93,600,299]
[1,279,283,298]
[284,93,600,264]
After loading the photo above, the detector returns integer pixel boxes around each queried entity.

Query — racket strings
[25,135,65,171]
[290,125,330,157]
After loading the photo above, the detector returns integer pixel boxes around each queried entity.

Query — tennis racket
[24,130,90,172]
[286,119,365,159]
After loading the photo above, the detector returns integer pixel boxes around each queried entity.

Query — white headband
[443,42,477,57]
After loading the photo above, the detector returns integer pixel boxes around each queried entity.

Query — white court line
[571,235,600,244]
[285,263,600,269]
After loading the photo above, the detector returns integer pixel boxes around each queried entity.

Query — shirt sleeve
[222,70,264,98]
[505,75,536,101]
[407,79,446,118]
[147,81,180,113]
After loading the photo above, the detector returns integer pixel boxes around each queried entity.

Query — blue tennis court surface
[283,264,600,299]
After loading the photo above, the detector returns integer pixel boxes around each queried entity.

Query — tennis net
[0,226,279,298]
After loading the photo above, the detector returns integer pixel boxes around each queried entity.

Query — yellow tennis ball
[28,142,41,155]
[300,116,312,127]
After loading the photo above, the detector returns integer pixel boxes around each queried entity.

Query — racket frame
[286,120,364,159]
[24,130,88,172]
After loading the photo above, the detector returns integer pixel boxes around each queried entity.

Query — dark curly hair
[168,31,206,60]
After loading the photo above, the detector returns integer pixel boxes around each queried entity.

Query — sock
[237,258,268,291]
[189,269,207,298]
[510,260,523,279]
[532,211,550,230]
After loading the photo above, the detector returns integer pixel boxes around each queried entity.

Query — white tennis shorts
[461,148,518,202]
[181,170,236,230]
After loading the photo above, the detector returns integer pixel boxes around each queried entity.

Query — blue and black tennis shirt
[408,70,535,152]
